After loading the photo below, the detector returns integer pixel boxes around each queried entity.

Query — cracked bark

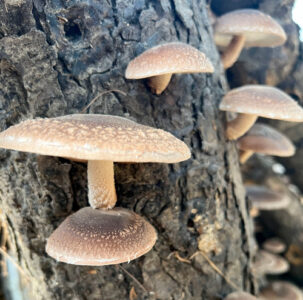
[0,0,255,299]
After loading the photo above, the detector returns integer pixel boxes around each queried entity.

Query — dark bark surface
[0,0,258,299]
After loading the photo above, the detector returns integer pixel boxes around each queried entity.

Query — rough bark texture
[0,0,261,299]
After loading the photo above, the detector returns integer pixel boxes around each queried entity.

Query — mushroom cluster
[1,4,302,299]
[0,114,190,265]
[212,7,303,299]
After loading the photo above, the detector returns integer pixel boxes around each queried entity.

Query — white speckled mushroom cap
[220,85,303,122]
[0,114,190,163]
[237,123,295,157]
[246,185,290,210]
[46,207,157,266]
[260,281,303,300]
[214,9,286,48]
[125,42,214,79]
[224,291,258,300]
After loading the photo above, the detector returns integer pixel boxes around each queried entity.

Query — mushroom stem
[226,113,258,140]
[239,150,254,164]
[88,160,117,209]
[221,35,246,69]
[148,73,172,95]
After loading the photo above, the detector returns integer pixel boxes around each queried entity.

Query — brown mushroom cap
[0,114,190,210]
[262,237,286,254]
[220,85,303,122]
[237,123,295,157]
[224,291,258,300]
[125,42,214,79]
[215,9,286,48]
[0,114,190,163]
[252,250,289,275]
[246,185,290,210]
[260,281,303,300]
[46,207,157,265]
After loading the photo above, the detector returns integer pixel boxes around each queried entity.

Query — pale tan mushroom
[237,123,295,163]
[220,85,303,140]
[0,114,190,209]
[262,238,286,254]
[125,42,214,94]
[246,185,290,210]
[252,250,289,275]
[214,9,286,68]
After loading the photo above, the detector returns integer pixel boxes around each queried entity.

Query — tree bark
[0,0,255,299]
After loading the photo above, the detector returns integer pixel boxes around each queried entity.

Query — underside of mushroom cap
[46,207,157,265]
[215,9,286,48]
[0,114,190,163]
[125,42,214,79]
[220,85,303,122]
[238,123,295,157]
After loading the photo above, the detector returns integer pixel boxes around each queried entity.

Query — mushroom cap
[214,9,286,48]
[220,85,303,122]
[125,42,214,79]
[262,237,286,254]
[260,281,303,300]
[252,250,289,275]
[237,123,295,157]
[246,185,290,210]
[0,114,190,163]
[224,291,258,300]
[46,207,157,266]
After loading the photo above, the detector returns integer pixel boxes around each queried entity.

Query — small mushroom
[125,42,214,94]
[46,207,157,265]
[224,291,258,300]
[252,250,289,275]
[220,85,303,140]
[262,238,286,254]
[214,9,286,68]
[0,114,190,209]
[246,185,290,210]
[237,123,295,163]
[260,281,303,300]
